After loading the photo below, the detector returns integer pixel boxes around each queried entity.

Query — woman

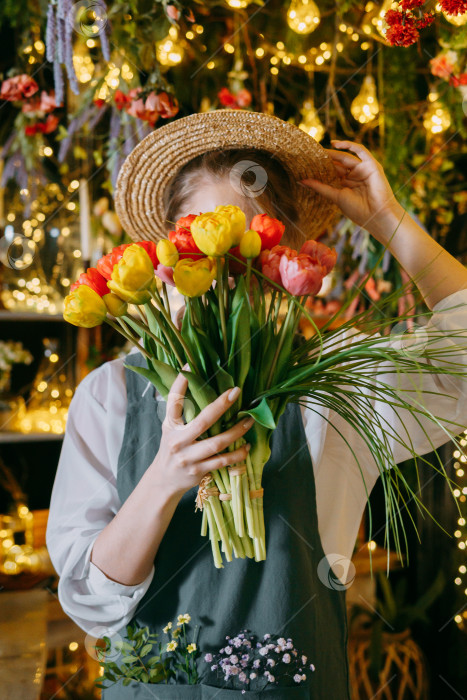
[46,110,467,698]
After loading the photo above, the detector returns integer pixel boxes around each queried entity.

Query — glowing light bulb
[226,0,253,7]
[298,99,325,142]
[287,0,320,35]
[350,75,379,124]
[423,92,451,135]
[156,28,184,66]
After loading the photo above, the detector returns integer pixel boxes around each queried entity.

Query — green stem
[266,289,277,323]
[105,318,151,359]
[125,314,181,365]
[162,282,170,313]
[266,303,295,388]
[273,291,283,322]
[245,259,252,298]
[149,288,198,371]
[216,258,228,361]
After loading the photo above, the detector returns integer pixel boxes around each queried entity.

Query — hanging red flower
[438,0,467,14]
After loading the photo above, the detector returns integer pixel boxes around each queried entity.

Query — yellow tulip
[214,205,246,246]
[108,244,155,303]
[239,229,262,259]
[103,292,128,317]
[63,285,107,328]
[191,212,232,256]
[173,257,216,297]
[111,243,154,291]
[157,239,179,267]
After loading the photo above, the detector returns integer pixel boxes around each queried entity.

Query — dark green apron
[102,352,352,699]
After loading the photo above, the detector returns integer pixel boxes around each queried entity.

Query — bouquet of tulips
[64,205,466,569]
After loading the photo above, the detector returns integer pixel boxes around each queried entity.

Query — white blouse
[46,288,467,635]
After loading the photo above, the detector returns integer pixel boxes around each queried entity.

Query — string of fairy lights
[452,433,467,632]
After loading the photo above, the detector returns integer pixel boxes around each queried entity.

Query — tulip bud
[191,212,232,256]
[157,239,179,267]
[103,292,128,317]
[239,229,261,259]
[173,257,216,297]
[214,205,246,245]
[63,285,107,327]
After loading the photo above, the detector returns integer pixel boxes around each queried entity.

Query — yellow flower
[108,243,154,303]
[173,257,216,298]
[63,285,107,328]
[239,229,262,259]
[166,641,178,651]
[157,239,179,267]
[163,622,173,634]
[177,613,191,625]
[187,643,197,654]
[191,212,232,256]
[172,627,182,638]
[214,205,246,246]
[102,292,128,317]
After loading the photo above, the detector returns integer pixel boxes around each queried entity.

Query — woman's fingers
[188,415,255,462]
[298,178,341,204]
[331,140,373,163]
[166,366,189,426]
[326,148,362,168]
[198,443,251,476]
[181,386,242,443]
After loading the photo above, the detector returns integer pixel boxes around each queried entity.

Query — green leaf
[140,644,153,657]
[122,677,133,686]
[124,363,169,401]
[238,397,276,429]
[122,656,138,664]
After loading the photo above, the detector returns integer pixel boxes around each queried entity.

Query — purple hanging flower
[46,3,56,63]
[56,17,65,64]
[54,59,65,108]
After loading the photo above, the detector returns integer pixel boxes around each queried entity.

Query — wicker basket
[348,628,429,700]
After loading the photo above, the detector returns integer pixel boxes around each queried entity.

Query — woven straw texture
[114,109,340,243]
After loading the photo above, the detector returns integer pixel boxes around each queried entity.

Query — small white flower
[301,673,307,681]
[239,671,247,682]
[267,658,275,667]
[293,673,302,683]
[301,655,307,665]
[229,655,238,664]
[250,672,257,679]
[309,663,315,671]
[225,646,232,655]
[282,653,291,664]
[204,653,213,662]
[259,647,268,656]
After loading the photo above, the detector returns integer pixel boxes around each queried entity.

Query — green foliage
[94,618,201,689]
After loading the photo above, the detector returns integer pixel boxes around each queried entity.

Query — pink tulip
[279,253,326,296]
[299,240,337,275]
[260,245,296,286]
[155,263,175,286]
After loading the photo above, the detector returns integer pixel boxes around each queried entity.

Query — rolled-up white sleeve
[46,357,155,635]
[328,288,467,482]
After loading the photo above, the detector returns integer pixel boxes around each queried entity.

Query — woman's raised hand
[299,140,404,240]
[150,369,254,498]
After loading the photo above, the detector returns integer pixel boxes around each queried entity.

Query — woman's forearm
[90,463,184,586]
[368,204,467,310]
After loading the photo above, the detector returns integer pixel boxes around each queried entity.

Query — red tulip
[135,240,159,267]
[299,240,337,275]
[279,253,326,296]
[169,222,203,260]
[259,245,296,286]
[250,214,285,250]
[228,245,248,274]
[70,267,109,297]
[96,244,131,280]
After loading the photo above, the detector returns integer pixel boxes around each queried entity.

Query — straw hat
[114,109,340,243]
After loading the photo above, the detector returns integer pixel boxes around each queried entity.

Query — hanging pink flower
[218,87,237,108]
[1,74,39,101]
[430,52,458,80]
[279,253,326,296]
[166,4,180,21]
[450,73,467,86]
[235,89,252,108]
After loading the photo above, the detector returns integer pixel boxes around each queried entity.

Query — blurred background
[0,0,466,697]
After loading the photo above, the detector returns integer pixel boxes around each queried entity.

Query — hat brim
[114,109,340,244]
